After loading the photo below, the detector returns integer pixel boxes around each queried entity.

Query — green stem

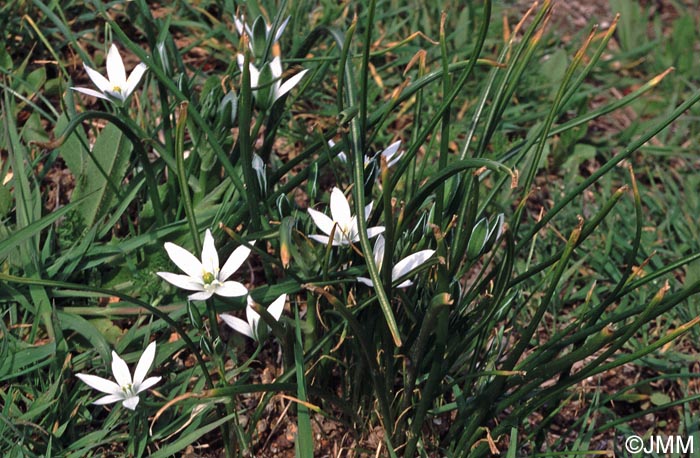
[340,0,401,348]
[205,298,235,458]
[174,103,201,253]
[404,297,450,456]
[237,51,263,233]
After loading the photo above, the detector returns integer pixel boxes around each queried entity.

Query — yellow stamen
[202,272,215,284]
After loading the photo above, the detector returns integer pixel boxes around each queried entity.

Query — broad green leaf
[56,112,90,188]
[71,122,133,228]
[539,49,568,86]
[0,184,10,217]
[686,258,700,286]
[0,339,56,382]
[89,318,126,346]
[0,197,84,261]
[670,15,696,76]
[23,67,46,95]
[5,91,42,262]
[56,311,111,362]
[561,143,596,173]
[20,112,49,144]
[252,16,268,58]
[294,309,314,457]
[467,217,488,261]
[650,392,672,406]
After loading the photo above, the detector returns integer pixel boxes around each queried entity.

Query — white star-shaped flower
[358,235,435,288]
[333,140,404,169]
[237,54,308,108]
[71,44,147,103]
[220,294,286,342]
[75,341,161,411]
[308,187,385,246]
[376,140,404,168]
[157,229,253,301]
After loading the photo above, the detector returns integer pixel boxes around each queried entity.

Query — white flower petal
[133,341,156,386]
[122,396,140,410]
[347,217,359,242]
[382,140,404,168]
[163,242,204,279]
[201,230,219,275]
[233,15,246,37]
[246,305,262,340]
[489,213,505,242]
[188,290,214,301]
[219,242,254,281]
[125,62,147,97]
[366,226,386,239]
[357,277,374,287]
[267,294,286,321]
[308,208,335,237]
[273,17,290,43]
[76,373,120,394]
[391,249,435,281]
[309,234,334,245]
[71,87,111,100]
[247,61,260,88]
[106,44,127,86]
[330,187,352,228]
[136,376,162,393]
[395,279,414,289]
[387,151,404,168]
[373,235,385,270]
[156,272,203,291]
[215,281,249,297]
[276,69,308,101]
[387,154,403,169]
[363,202,374,220]
[220,314,254,339]
[83,64,112,93]
[270,56,283,79]
[237,55,260,89]
[381,140,402,162]
[93,394,123,405]
[111,351,132,387]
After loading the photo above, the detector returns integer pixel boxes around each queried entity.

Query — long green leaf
[71,123,132,228]
[147,412,238,458]
[293,308,313,457]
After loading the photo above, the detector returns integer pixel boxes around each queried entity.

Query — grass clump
[1,1,699,456]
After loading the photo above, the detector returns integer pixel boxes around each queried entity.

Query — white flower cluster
[73,12,451,416]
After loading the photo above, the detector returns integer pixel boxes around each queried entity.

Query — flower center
[202,271,223,293]
[121,383,136,397]
[112,85,122,93]
[202,271,216,285]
